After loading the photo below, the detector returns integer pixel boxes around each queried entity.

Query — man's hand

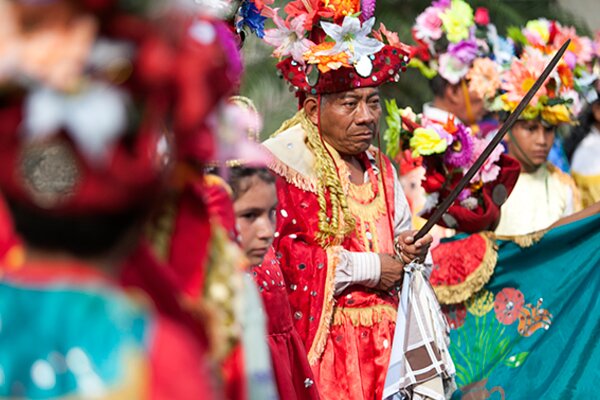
[377,254,405,291]
[396,230,433,265]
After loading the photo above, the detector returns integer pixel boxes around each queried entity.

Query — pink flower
[553,25,594,67]
[474,7,489,26]
[494,288,525,325]
[264,13,315,63]
[469,138,504,184]
[414,6,443,43]
[501,49,549,107]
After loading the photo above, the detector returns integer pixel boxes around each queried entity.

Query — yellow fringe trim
[433,232,499,305]
[347,181,387,223]
[494,228,549,248]
[332,304,398,327]
[266,152,318,193]
[307,246,340,366]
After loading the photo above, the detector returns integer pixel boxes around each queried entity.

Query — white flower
[319,16,383,64]
[264,14,314,64]
[460,197,478,210]
[438,53,469,84]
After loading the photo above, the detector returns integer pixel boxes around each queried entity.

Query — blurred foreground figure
[0,1,223,398]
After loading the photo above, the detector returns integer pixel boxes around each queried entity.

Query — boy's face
[233,177,277,266]
[507,119,555,172]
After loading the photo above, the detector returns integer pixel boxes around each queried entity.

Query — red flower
[410,31,432,62]
[284,0,333,31]
[474,7,490,26]
[442,303,467,329]
[422,169,445,193]
[494,288,525,325]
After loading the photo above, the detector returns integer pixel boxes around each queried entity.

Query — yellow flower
[525,19,550,45]
[409,127,448,157]
[500,94,541,120]
[440,0,473,43]
[541,104,572,126]
[466,289,494,316]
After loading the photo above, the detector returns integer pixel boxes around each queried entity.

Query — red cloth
[252,249,320,400]
[123,174,246,400]
[271,150,399,399]
[430,233,490,287]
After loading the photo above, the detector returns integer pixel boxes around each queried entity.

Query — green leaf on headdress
[507,26,528,46]
[384,99,402,158]
[408,58,438,80]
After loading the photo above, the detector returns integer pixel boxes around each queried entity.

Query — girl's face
[233,177,277,266]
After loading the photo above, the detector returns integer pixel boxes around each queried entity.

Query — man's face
[455,87,485,125]
[310,87,381,156]
[507,119,555,171]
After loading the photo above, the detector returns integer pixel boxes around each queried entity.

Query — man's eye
[344,102,357,107]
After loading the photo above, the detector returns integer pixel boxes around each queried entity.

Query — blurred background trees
[240,0,597,137]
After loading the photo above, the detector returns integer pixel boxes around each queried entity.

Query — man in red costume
[261,4,442,399]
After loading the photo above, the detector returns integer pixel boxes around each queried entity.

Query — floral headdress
[411,0,512,103]
[263,0,411,97]
[489,19,593,125]
[384,99,520,232]
[0,0,242,213]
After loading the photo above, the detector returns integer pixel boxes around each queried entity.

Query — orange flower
[324,0,360,19]
[443,116,459,135]
[304,42,350,73]
[467,57,501,100]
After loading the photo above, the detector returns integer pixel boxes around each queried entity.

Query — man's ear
[303,96,319,125]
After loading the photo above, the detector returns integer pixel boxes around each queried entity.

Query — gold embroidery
[494,229,548,248]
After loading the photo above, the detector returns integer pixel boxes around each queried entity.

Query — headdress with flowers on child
[485,18,594,126]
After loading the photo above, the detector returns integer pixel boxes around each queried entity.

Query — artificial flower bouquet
[384,99,519,232]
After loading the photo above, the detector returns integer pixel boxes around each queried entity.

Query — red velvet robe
[265,125,402,400]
